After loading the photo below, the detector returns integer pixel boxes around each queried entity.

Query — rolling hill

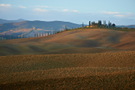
[0,20,81,39]
[0,28,135,56]
[0,28,135,89]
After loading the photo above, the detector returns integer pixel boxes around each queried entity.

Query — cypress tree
[89,21,91,27]
[108,21,112,28]
[92,21,96,25]
[112,23,116,27]
[98,20,102,27]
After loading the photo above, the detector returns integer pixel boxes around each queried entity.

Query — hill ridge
[0,28,135,56]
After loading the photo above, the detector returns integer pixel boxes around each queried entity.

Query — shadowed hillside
[0,28,135,56]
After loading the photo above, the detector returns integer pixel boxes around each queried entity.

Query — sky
[0,0,135,25]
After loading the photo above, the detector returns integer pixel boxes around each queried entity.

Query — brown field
[0,28,135,89]
[0,28,135,56]
[0,51,135,89]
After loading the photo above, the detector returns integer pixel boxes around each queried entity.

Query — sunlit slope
[0,29,135,55]
[0,51,135,89]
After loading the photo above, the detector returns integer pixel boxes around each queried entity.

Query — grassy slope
[0,51,135,89]
[0,28,135,56]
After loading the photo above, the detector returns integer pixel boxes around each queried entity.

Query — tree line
[0,31,61,40]
[82,20,116,28]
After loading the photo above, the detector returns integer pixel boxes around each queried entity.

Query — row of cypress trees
[0,31,58,40]
[88,20,116,28]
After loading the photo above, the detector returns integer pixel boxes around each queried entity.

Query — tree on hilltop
[89,21,91,27]
[108,21,112,28]
[112,23,116,27]
[98,20,102,27]
[92,21,96,25]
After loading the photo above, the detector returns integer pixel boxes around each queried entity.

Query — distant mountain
[0,19,26,24]
[0,20,81,38]
[0,20,81,32]
[117,25,135,28]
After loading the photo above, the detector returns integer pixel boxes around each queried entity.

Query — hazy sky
[0,0,135,25]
